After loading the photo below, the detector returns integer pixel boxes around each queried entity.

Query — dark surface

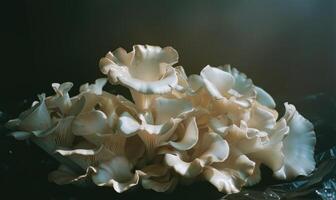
[1,0,335,199]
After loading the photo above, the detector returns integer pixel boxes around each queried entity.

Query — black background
[0,0,335,199]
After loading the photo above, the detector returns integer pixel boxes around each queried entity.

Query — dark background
[0,0,335,199]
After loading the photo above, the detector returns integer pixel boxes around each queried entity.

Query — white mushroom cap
[201,65,235,100]
[274,103,316,179]
[100,45,179,95]
[92,156,141,193]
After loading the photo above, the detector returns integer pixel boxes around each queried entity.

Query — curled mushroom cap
[164,131,229,178]
[92,156,141,193]
[274,103,316,179]
[117,97,194,158]
[203,148,255,194]
[79,78,107,95]
[220,65,276,108]
[6,94,52,140]
[99,45,178,95]
[46,82,74,115]
[219,65,255,98]
[200,65,235,100]
[71,79,137,139]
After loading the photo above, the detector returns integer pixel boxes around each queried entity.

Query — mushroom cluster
[6,45,316,194]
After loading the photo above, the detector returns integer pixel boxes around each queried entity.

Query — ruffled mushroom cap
[99,45,179,110]
[71,80,138,140]
[210,97,251,126]
[210,117,288,173]
[246,102,278,131]
[79,78,107,95]
[54,133,146,192]
[91,156,142,193]
[220,65,276,108]
[201,66,277,127]
[200,65,235,100]
[200,66,252,110]
[118,97,194,158]
[164,131,229,178]
[172,66,205,97]
[274,103,316,179]
[165,116,199,151]
[171,67,212,128]
[255,86,276,109]
[46,82,73,115]
[100,45,178,94]
[6,94,51,132]
[177,69,211,109]
[6,94,53,140]
[219,65,255,98]
[203,148,255,194]
[242,118,289,175]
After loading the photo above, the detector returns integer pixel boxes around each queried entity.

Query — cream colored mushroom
[99,45,179,110]
[6,45,317,194]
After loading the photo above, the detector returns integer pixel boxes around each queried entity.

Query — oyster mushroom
[203,147,255,194]
[164,131,229,178]
[46,82,73,115]
[99,45,179,110]
[219,65,276,108]
[6,94,51,134]
[274,103,316,179]
[6,45,317,194]
[117,97,194,158]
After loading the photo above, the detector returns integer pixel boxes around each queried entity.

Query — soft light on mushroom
[6,45,316,194]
